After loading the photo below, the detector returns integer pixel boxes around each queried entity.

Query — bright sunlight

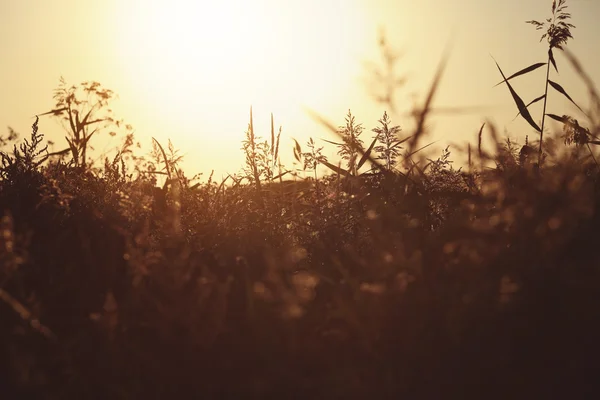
[3,1,600,398]
[115,0,371,163]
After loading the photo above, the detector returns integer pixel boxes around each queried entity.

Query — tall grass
[1,0,600,398]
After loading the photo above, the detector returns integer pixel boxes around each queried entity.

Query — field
[1,1,600,398]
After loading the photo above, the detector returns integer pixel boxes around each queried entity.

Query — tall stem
[538,51,552,165]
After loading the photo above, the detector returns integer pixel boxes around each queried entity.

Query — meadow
[1,1,599,398]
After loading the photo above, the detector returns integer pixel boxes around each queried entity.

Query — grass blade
[408,45,451,154]
[389,134,413,151]
[272,170,290,180]
[320,159,350,177]
[270,113,275,157]
[477,122,486,160]
[563,48,600,114]
[493,62,547,87]
[321,138,344,146]
[357,136,378,170]
[549,48,558,73]
[304,107,338,134]
[405,141,438,159]
[292,138,302,162]
[274,128,281,162]
[548,80,585,115]
[512,94,546,121]
[152,137,172,181]
[37,107,68,117]
[492,56,541,132]
[546,113,569,124]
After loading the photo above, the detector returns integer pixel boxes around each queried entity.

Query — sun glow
[117,1,274,116]
[114,0,371,169]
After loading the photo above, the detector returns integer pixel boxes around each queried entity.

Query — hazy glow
[115,0,371,159]
[117,1,272,114]
[1,0,599,178]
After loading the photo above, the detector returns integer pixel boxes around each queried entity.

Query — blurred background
[1,0,598,178]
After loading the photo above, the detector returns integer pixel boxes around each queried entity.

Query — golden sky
[1,0,599,179]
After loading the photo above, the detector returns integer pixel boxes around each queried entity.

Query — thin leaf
[357,136,378,170]
[67,106,78,140]
[408,45,451,153]
[512,94,546,121]
[47,147,70,157]
[152,137,172,180]
[492,56,541,132]
[548,48,558,73]
[563,48,600,114]
[405,141,438,159]
[409,105,499,115]
[292,139,302,162]
[548,80,585,114]
[412,162,431,184]
[272,170,290,180]
[75,112,81,135]
[389,135,413,151]
[270,113,275,156]
[66,137,78,160]
[37,107,68,117]
[477,122,486,160]
[545,113,569,124]
[320,160,350,177]
[321,138,344,146]
[215,176,229,198]
[493,62,547,87]
[304,107,338,134]
[274,128,281,162]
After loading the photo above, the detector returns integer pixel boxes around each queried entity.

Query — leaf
[357,137,378,170]
[548,80,585,114]
[492,56,541,132]
[66,137,78,160]
[405,141,438,159]
[270,113,275,156]
[548,48,558,73]
[47,147,71,157]
[320,160,350,177]
[81,128,98,148]
[292,138,302,162]
[321,138,344,146]
[304,107,338,134]
[409,45,450,152]
[477,122,486,159]
[75,112,81,135]
[562,48,600,112]
[294,138,302,154]
[272,170,290,180]
[274,128,281,162]
[493,62,547,87]
[152,137,172,180]
[512,94,546,121]
[67,106,78,140]
[389,135,413,151]
[545,113,569,124]
[37,107,68,117]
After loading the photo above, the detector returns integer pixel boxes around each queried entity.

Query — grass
[1,0,600,398]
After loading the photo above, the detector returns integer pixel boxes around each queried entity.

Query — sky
[1,0,599,180]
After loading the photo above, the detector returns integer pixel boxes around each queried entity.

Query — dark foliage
[1,113,600,399]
